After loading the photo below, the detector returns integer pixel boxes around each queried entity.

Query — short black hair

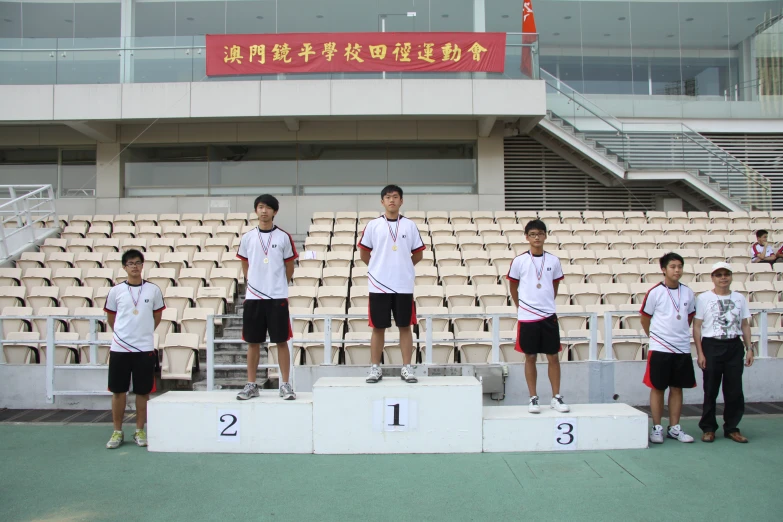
[381,184,403,199]
[659,252,685,269]
[524,219,547,235]
[756,229,768,238]
[254,194,279,212]
[122,249,144,266]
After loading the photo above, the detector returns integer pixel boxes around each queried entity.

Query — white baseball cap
[711,262,733,274]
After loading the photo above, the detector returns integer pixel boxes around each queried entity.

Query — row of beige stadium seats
[16,251,242,272]
[305,234,766,251]
[309,222,779,236]
[59,224,249,239]
[24,210,783,230]
[0,330,203,380]
[0,267,239,294]
[0,285,230,318]
[38,237,241,254]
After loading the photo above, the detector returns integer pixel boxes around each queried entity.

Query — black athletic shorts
[369,293,417,329]
[243,299,292,344]
[643,351,697,390]
[108,351,157,395]
[515,315,561,355]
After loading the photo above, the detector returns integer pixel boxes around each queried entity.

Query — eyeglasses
[712,271,732,278]
[124,262,143,268]
[526,233,546,239]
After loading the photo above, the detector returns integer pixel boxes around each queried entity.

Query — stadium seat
[204,237,231,254]
[569,283,601,306]
[0,286,26,308]
[180,308,211,347]
[556,305,588,331]
[32,307,69,336]
[469,266,499,285]
[165,287,195,321]
[457,332,493,363]
[17,252,46,270]
[405,211,426,224]
[175,238,202,261]
[304,236,329,253]
[21,268,52,290]
[607,329,644,360]
[74,252,104,269]
[114,214,136,228]
[413,265,438,286]
[746,281,780,303]
[148,238,175,254]
[494,211,516,226]
[52,268,83,290]
[83,268,115,289]
[445,285,476,309]
[292,267,322,287]
[415,306,450,333]
[208,268,239,295]
[333,223,357,238]
[417,332,456,364]
[439,266,468,286]
[346,306,370,333]
[161,333,200,380]
[477,284,508,309]
[45,252,75,270]
[462,251,490,267]
[2,331,40,364]
[601,283,632,305]
[311,308,346,336]
[613,264,641,284]
[583,265,612,284]
[316,287,347,308]
[349,286,370,308]
[40,238,67,254]
[560,265,584,284]
[414,285,444,308]
[147,268,177,292]
[70,308,106,339]
[746,264,775,282]
[451,306,485,335]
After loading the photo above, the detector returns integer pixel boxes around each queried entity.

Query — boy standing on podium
[358,185,426,384]
[507,219,570,414]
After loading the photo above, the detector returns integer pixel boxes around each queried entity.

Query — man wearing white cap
[693,262,754,443]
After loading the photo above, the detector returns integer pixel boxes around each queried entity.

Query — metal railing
[0,315,109,403]
[3,308,778,399]
[0,34,540,85]
[0,185,59,261]
[540,69,773,211]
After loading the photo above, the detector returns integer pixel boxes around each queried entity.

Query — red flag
[521,0,537,78]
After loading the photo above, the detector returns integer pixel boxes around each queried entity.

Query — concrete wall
[4,358,781,410]
[0,79,545,122]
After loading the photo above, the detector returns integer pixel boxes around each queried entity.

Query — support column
[473,0,486,32]
[96,143,123,199]
[476,122,504,211]
[120,0,135,83]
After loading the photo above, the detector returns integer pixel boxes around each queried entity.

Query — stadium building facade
[0,0,781,233]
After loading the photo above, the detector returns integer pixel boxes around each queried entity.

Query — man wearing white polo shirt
[104,249,165,449]
[640,252,697,445]
[358,184,425,384]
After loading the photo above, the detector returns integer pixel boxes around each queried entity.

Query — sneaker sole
[528,409,541,414]
[401,376,418,383]
[106,444,122,449]
[283,395,296,400]
[366,375,383,383]
[666,435,694,443]
[650,438,664,444]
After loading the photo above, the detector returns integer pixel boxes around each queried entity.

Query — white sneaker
[366,365,383,383]
[650,424,664,444]
[400,365,417,383]
[550,395,570,413]
[279,382,296,400]
[667,424,694,443]
[528,396,541,414]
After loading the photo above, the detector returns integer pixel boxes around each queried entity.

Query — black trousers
[698,337,745,434]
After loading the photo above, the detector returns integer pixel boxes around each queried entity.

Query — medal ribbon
[257,228,274,257]
[531,251,545,282]
[665,284,681,315]
[127,283,143,309]
[385,217,400,246]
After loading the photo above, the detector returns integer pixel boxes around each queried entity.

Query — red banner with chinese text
[206,32,506,76]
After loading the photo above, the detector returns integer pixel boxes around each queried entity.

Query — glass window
[123,146,209,196]
[298,143,387,193]
[225,1,277,35]
[61,150,96,198]
[18,1,120,39]
[0,148,58,191]
[388,143,475,187]
[0,2,22,39]
[209,144,296,195]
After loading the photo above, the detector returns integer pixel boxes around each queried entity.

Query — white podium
[147,391,313,454]
[312,376,483,454]
[482,403,648,452]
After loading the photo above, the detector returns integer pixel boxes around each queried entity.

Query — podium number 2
[220,414,238,436]
[217,409,241,442]
[554,417,577,450]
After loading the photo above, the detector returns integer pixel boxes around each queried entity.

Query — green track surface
[1,417,780,522]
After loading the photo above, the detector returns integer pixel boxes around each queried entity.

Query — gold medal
[264,258,269,264]
[392,245,398,251]
[133,309,139,315]
[536,283,542,289]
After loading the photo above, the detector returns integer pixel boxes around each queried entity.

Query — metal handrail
[0,185,58,260]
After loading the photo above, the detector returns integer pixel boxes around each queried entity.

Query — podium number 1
[554,417,577,450]
[217,409,241,443]
[383,398,409,432]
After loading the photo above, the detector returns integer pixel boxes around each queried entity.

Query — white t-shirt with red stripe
[506,251,564,322]
[358,215,425,294]
[104,281,165,353]
[640,282,696,354]
[750,242,774,261]
[237,225,298,300]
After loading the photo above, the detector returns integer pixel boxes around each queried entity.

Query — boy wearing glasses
[507,220,569,414]
[693,262,754,443]
[104,249,166,449]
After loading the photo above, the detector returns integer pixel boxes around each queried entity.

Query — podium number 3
[556,422,574,445]
[220,414,238,436]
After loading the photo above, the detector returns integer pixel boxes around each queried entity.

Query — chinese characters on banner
[206,32,506,76]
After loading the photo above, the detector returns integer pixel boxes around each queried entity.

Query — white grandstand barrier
[0,185,59,261]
